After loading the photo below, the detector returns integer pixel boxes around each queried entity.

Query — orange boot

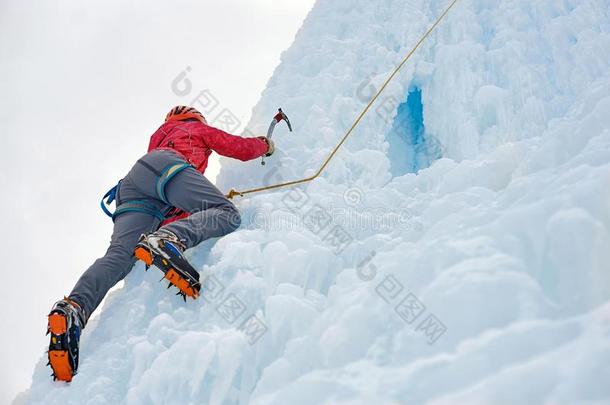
[47,297,84,382]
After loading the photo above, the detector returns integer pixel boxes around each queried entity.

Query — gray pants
[69,150,240,324]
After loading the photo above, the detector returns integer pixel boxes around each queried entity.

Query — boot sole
[135,246,200,299]
[48,313,73,382]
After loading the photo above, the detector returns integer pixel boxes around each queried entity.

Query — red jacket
[148,119,268,173]
[148,119,268,225]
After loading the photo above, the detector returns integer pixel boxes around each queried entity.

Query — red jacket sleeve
[200,125,268,161]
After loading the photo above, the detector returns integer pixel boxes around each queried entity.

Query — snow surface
[19,0,610,404]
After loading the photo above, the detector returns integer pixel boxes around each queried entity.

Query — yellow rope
[226,0,460,199]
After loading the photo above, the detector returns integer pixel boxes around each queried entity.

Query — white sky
[0,0,316,400]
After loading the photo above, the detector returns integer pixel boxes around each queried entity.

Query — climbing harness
[100,161,193,221]
[226,0,460,199]
[101,182,167,221]
[262,108,293,166]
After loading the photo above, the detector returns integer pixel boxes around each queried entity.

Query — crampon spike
[167,282,173,289]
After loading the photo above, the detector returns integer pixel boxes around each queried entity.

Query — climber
[46,106,274,382]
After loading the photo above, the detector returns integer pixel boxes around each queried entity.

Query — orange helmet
[165,106,207,123]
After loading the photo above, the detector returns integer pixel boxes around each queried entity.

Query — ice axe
[262,108,292,165]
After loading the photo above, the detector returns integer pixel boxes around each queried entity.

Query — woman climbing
[46,105,274,382]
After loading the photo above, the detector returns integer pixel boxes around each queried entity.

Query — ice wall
[21,0,610,404]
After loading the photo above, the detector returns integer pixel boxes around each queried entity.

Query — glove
[259,137,275,157]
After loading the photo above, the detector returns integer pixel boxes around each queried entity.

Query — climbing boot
[134,230,201,300]
[47,297,85,382]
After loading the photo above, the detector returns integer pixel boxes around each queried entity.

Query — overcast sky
[0,0,315,400]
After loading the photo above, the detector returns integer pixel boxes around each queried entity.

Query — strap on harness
[113,200,167,221]
[155,163,192,204]
[101,182,120,218]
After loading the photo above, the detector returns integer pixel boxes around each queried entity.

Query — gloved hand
[259,137,275,157]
